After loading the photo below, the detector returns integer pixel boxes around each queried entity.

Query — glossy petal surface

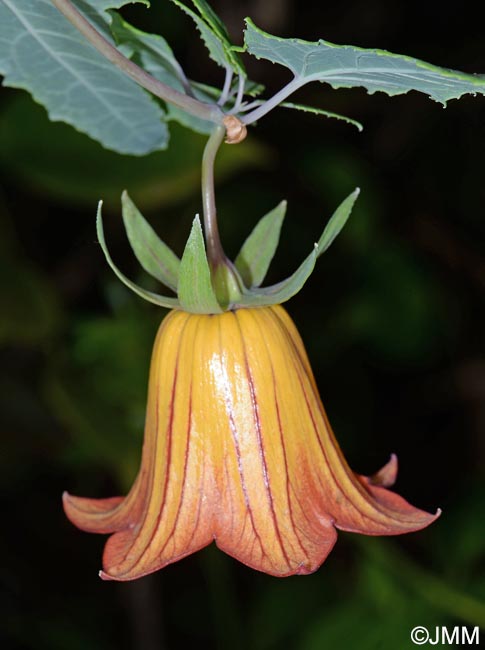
[64,306,439,579]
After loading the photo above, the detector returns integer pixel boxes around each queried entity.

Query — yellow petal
[64,305,439,580]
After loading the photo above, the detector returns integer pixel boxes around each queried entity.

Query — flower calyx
[96,188,360,314]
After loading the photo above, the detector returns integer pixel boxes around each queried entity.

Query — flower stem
[218,67,233,106]
[201,126,227,269]
[232,76,246,113]
[241,77,303,125]
[50,0,222,124]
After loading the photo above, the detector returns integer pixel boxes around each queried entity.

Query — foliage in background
[0,0,484,648]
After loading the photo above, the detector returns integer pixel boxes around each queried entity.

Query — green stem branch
[201,126,227,269]
[241,77,303,124]
[50,0,222,124]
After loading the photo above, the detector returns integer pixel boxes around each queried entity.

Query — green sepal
[96,202,179,309]
[316,188,360,257]
[211,261,244,310]
[121,191,180,291]
[178,216,222,313]
[236,188,359,307]
[236,246,317,308]
[235,200,287,288]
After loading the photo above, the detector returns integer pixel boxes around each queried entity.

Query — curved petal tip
[62,491,125,533]
[99,570,113,581]
[369,454,398,488]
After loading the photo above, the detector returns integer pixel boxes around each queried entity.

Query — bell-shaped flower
[63,192,439,580]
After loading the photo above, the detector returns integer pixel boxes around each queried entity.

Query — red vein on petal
[158,381,193,559]
[249,309,310,560]
[268,308,423,530]
[217,315,270,570]
[123,316,190,575]
[186,316,211,549]
[235,313,293,572]
[293,359,396,529]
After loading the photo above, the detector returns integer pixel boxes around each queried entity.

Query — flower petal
[366,454,398,488]
[63,494,128,533]
[64,304,439,580]
[99,311,218,580]
[198,310,337,576]
[266,306,440,536]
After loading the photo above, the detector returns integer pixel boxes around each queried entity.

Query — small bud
[223,115,247,144]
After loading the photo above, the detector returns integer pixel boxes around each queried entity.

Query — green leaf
[244,18,485,105]
[170,0,229,70]
[0,205,61,346]
[235,200,287,288]
[317,188,360,256]
[87,0,149,8]
[96,201,179,308]
[0,0,168,155]
[178,216,222,313]
[238,247,317,308]
[108,13,222,134]
[0,95,269,210]
[280,103,363,132]
[190,0,228,41]
[109,12,189,93]
[166,86,218,135]
[170,0,245,76]
[121,191,180,291]
[189,0,246,76]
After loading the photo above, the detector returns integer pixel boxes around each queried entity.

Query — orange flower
[64,305,439,580]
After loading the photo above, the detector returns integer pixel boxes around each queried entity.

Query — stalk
[201,126,243,307]
[241,77,304,125]
[50,0,222,124]
[201,126,227,268]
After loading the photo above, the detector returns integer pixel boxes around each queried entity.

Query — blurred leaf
[45,299,159,488]
[0,205,61,345]
[235,200,287,288]
[0,257,61,345]
[121,191,180,291]
[0,94,269,210]
[247,577,327,650]
[335,246,450,362]
[244,18,485,105]
[358,537,485,628]
[0,0,168,155]
[178,216,222,313]
[428,483,485,582]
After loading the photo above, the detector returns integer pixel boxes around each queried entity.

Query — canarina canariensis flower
[64,304,439,580]
[63,182,440,579]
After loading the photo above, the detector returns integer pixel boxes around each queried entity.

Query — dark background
[1,1,484,648]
